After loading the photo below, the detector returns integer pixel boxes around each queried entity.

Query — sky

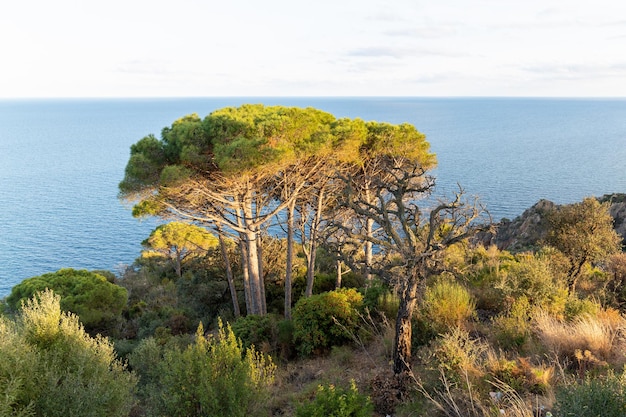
[1,0,625,98]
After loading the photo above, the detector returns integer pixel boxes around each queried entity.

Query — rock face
[490,193,626,252]
[601,194,626,242]
[492,199,556,251]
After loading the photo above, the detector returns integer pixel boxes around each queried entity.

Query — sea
[1,97,625,297]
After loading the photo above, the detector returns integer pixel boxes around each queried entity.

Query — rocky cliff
[490,193,626,252]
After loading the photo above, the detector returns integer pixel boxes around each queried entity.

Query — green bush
[493,295,532,350]
[553,370,626,417]
[292,288,363,356]
[231,313,280,350]
[564,296,601,320]
[361,279,399,319]
[0,318,36,417]
[296,380,374,417]
[7,268,127,331]
[135,319,275,417]
[0,289,136,417]
[231,313,295,359]
[422,278,475,333]
[434,327,488,379]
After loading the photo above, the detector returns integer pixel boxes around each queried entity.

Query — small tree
[334,122,489,375]
[546,197,622,292]
[142,221,218,278]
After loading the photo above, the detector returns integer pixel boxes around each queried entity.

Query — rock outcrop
[489,193,626,252]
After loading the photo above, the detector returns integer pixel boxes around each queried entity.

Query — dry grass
[533,309,626,367]
[414,368,546,417]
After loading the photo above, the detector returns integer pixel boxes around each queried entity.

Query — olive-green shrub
[132,319,275,417]
[0,289,136,417]
[422,278,475,333]
[296,380,374,417]
[553,370,626,417]
[292,288,363,356]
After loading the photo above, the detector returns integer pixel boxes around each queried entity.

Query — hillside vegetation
[2,105,625,417]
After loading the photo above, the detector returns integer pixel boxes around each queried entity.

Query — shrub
[0,318,36,417]
[553,370,626,417]
[0,289,136,417]
[492,295,532,350]
[362,279,399,320]
[434,327,488,379]
[292,288,363,356]
[7,268,127,331]
[493,253,568,316]
[231,313,280,351]
[296,380,374,417]
[485,354,553,395]
[422,278,475,333]
[140,319,275,417]
[231,314,296,359]
[564,296,600,320]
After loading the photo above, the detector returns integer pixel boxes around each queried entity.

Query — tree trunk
[335,258,342,289]
[568,257,587,294]
[175,251,183,278]
[285,200,296,319]
[239,236,253,315]
[364,184,374,283]
[305,187,325,297]
[245,229,264,315]
[392,272,420,375]
[365,217,374,283]
[242,194,265,315]
[305,248,317,297]
[217,226,240,318]
[257,232,267,315]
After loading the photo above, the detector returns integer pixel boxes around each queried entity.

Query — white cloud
[1,0,626,97]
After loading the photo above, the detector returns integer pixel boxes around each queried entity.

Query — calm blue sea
[1,98,625,296]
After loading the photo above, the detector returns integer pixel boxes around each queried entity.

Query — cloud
[346,47,409,58]
[345,45,469,60]
[520,61,626,80]
[383,25,458,39]
[116,61,191,76]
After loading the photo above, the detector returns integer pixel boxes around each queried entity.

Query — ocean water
[1,98,625,296]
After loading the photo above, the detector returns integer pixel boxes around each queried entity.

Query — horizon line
[2,95,626,101]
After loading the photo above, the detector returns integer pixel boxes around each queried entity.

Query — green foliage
[296,380,374,417]
[364,121,436,169]
[231,313,280,351]
[134,319,275,417]
[564,296,601,320]
[546,197,622,289]
[142,222,218,277]
[0,318,36,417]
[422,278,475,333]
[434,327,488,378]
[493,295,532,350]
[553,370,626,417]
[362,279,400,320]
[0,290,136,417]
[207,105,336,172]
[230,314,295,360]
[7,268,127,331]
[293,288,363,356]
[501,253,568,313]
